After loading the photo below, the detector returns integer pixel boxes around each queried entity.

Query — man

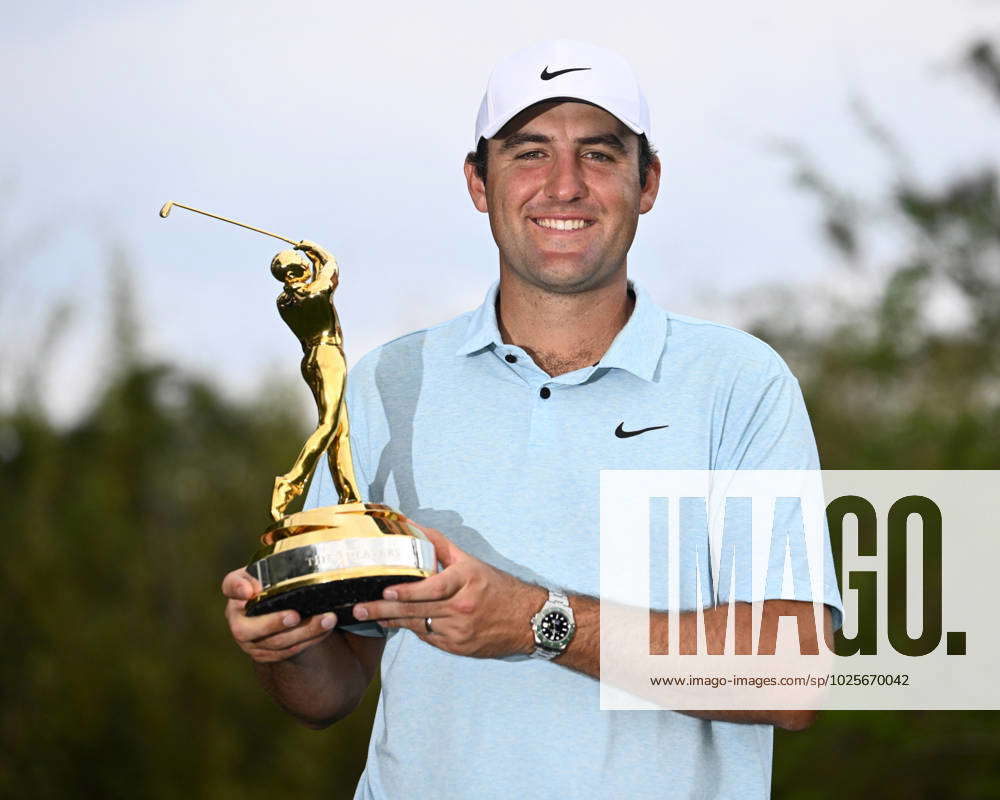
[223,40,843,799]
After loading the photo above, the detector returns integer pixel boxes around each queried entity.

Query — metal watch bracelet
[531,589,575,660]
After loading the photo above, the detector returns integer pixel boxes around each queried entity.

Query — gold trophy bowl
[160,202,436,625]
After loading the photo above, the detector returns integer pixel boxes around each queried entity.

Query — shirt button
[505,354,517,363]
[539,387,551,399]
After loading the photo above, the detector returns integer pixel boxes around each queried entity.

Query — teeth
[535,218,591,231]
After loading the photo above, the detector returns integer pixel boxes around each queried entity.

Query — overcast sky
[3,0,999,422]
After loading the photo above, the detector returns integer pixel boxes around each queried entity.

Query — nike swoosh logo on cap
[540,66,591,81]
[615,422,669,439]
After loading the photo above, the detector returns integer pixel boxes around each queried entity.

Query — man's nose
[544,153,588,203]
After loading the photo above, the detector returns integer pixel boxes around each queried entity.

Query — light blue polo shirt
[305,280,843,800]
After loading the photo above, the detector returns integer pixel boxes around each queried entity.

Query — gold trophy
[160,202,436,624]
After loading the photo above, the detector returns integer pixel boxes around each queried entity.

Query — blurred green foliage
[760,37,1000,799]
[2,34,999,800]
[0,298,378,798]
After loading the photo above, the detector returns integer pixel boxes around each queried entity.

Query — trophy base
[244,502,436,626]
[244,574,424,624]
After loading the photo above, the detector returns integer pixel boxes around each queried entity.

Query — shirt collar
[597,280,667,382]
[455,281,503,357]
[455,279,667,383]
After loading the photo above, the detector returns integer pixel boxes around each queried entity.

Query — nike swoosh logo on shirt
[615,422,669,439]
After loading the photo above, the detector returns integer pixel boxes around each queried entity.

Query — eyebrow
[577,134,628,154]
[499,133,550,151]
[498,131,629,154]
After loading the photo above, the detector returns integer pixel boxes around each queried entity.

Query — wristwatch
[530,590,576,660]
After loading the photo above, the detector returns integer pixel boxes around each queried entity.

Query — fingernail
[321,614,336,630]
[282,614,296,627]
[354,606,369,620]
[383,589,398,601]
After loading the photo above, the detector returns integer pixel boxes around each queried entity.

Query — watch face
[539,611,571,645]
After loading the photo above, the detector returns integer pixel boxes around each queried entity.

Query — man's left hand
[352,524,546,659]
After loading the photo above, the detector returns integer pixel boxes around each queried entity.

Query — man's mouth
[531,217,595,231]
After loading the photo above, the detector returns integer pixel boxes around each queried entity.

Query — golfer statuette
[159,201,436,625]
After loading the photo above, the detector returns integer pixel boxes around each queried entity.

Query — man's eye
[516,150,545,160]
[584,151,613,162]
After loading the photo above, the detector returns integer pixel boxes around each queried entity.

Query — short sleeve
[715,366,844,631]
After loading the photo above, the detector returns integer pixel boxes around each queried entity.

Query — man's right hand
[222,568,338,664]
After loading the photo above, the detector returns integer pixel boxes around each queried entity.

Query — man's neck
[495,272,634,377]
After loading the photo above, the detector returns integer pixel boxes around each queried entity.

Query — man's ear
[639,155,662,215]
[464,160,489,213]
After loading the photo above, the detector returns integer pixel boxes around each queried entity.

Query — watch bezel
[535,609,574,649]
[531,591,577,657]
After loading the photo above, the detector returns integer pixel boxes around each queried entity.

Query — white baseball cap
[474,39,650,147]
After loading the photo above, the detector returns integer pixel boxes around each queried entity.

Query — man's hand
[352,525,546,659]
[222,567,337,664]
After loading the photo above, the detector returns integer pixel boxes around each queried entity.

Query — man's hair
[465,133,658,189]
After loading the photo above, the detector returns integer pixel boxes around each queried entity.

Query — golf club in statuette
[160,201,436,624]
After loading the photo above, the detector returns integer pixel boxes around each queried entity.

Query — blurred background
[2,0,999,796]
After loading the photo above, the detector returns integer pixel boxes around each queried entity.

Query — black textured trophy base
[245,574,424,626]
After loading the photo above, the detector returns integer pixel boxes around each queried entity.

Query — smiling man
[223,39,842,800]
